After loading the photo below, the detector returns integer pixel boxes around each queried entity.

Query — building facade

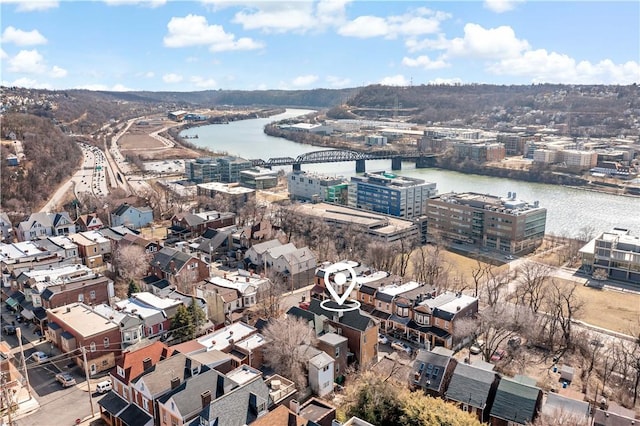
[287,171,347,202]
[426,192,547,254]
[348,171,437,220]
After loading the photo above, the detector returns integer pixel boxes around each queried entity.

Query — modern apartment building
[426,192,547,254]
[579,228,640,285]
[452,141,506,163]
[185,156,253,184]
[287,170,348,202]
[348,171,437,220]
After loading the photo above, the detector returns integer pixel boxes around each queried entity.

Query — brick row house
[355,280,478,350]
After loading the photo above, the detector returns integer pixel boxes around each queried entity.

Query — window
[322,365,329,372]
[78,294,84,302]
[90,342,96,352]
[90,290,96,300]
[335,347,340,357]
[143,399,149,411]
[117,366,125,378]
[322,381,331,389]
[104,337,110,348]
[90,364,96,375]
[163,412,167,423]
[377,302,381,308]
[361,294,365,301]
[102,359,108,367]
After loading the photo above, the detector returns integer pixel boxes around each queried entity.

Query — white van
[96,380,112,394]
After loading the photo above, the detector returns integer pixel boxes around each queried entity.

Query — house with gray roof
[410,348,457,397]
[541,392,590,425]
[0,212,14,243]
[489,376,542,426]
[170,365,272,426]
[123,352,210,424]
[149,246,209,285]
[110,203,153,229]
[445,362,500,423]
[16,211,76,241]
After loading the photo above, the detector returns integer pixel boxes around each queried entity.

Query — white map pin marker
[324,262,358,305]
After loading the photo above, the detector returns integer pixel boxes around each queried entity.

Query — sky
[1,0,639,92]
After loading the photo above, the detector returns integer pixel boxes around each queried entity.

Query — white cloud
[0,48,7,59]
[6,77,51,89]
[402,55,448,70]
[224,1,350,34]
[292,74,319,87]
[338,8,449,39]
[447,23,530,60]
[8,49,47,74]
[103,0,166,7]
[326,75,351,88]
[488,49,640,84]
[379,74,410,86]
[163,14,263,52]
[144,71,155,78]
[162,73,183,83]
[1,0,59,12]
[190,76,217,89]
[74,83,133,91]
[50,65,67,78]
[1,26,48,46]
[484,0,524,13]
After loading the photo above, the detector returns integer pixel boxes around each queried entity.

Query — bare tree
[366,241,397,273]
[539,280,584,356]
[477,304,531,362]
[255,272,288,319]
[513,261,552,313]
[533,409,590,426]
[470,260,491,298]
[113,245,151,291]
[483,266,512,308]
[263,316,317,390]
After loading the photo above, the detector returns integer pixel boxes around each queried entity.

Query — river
[180,109,640,236]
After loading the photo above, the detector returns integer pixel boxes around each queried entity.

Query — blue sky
[1,0,639,91]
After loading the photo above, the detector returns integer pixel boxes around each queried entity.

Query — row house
[410,350,544,426]
[0,238,79,278]
[46,303,122,375]
[99,343,287,426]
[245,240,319,290]
[288,297,379,368]
[16,211,76,241]
[168,210,235,239]
[356,280,478,350]
[115,292,183,338]
[93,303,146,349]
[69,230,112,268]
[0,212,14,243]
[196,270,268,325]
[100,342,176,425]
[149,247,209,286]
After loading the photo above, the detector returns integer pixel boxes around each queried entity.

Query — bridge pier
[292,163,301,171]
[355,159,366,173]
[391,157,402,171]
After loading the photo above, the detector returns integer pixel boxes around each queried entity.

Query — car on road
[31,351,49,363]
[96,380,112,394]
[55,373,76,387]
[2,325,17,335]
[504,255,515,260]
[391,341,413,355]
[378,333,389,345]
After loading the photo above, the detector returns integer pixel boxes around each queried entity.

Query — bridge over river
[250,149,437,172]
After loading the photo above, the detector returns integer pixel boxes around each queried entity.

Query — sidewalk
[2,383,40,423]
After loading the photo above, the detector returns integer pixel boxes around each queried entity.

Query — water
[181,109,640,236]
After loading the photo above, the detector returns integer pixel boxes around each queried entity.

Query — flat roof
[197,322,256,351]
[378,281,421,296]
[197,182,255,195]
[226,365,261,385]
[48,303,118,337]
[234,333,267,351]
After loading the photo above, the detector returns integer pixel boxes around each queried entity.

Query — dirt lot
[118,120,202,160]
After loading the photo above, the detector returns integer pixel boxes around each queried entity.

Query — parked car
[96,380,112,394]
[2,325,16,335]
[469,343,482,355]
[490,349,506,362]
[391,341,413,355]
[55,373,76,387]
[31,351,48,363]
[378,333,389,345]
[504,255,515,260]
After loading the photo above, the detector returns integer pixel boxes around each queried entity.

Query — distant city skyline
[1,0,638,92]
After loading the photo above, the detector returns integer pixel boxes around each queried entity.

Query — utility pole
[16,327,32,400]
[82,347,95,417]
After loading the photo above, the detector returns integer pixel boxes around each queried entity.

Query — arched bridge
[251,149,423,169]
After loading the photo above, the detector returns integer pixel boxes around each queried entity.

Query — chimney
[66,306,71,313]
[170,377,180,389]
[216,374,225,398]
[289,399,300,415]
[142,357,152,370]
[246,277,249,283]
[201,390,212,408]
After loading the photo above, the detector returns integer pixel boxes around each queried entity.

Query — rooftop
[48,303,118,337]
